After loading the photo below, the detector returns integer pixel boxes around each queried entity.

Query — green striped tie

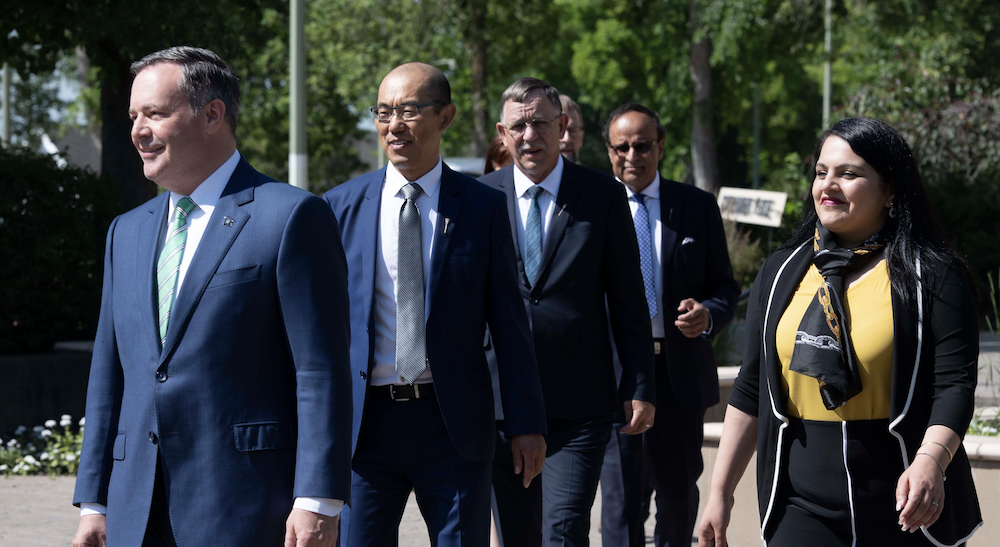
[156,197,197,346]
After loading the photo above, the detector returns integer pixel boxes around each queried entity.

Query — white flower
[22,455,38,465]
[44,420,57,429]
[6,439,18,448]
[39,452,51,461]
[40,429,52,438]
[12,463,24,473]
[32,426,43,433]
[78,417,86,427]
[0,464,7,472]
[65,454,76,462]
[14,426,26,435]
[61,414,72,422]
[60,418,72,427]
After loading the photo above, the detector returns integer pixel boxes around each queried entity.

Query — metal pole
[289,0,308,189]
[752,85,761,189]
[822,0,832,129]
[2,64,11,148]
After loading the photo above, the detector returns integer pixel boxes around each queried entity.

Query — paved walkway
[0,476,668,546]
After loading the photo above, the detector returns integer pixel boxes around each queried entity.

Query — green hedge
[0,148,117,354]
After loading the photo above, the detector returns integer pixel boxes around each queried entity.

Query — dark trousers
[142,454,178,547]
[341,395,491,547]
[492,415,613,547]
[600,352,706,547]
[768,418,937,547]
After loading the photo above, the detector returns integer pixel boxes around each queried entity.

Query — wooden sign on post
[717,187,788,228]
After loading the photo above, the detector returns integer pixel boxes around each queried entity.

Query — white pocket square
[681,237,696,245]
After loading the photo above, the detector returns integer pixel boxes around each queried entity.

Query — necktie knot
[176,196,197,218]
[401,182,423,201]
[525,185,544,200]
[633,193,646,207]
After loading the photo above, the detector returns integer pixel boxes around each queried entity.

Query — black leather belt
[653,338,665,355]
[371,383,435,401]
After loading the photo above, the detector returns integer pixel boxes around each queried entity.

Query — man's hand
[511,433,547,488]
[284,509,338,547]
[72,514,107,547]
[675,298,710,338]
[619,399,656,435]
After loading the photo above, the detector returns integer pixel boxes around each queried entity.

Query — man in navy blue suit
[323,62,547,547]
[72,47,352,547]
[480,78,656,547]
[598,103,740,547]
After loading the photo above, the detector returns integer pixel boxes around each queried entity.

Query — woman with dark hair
[484,132,512,174]
[698,117,982,547]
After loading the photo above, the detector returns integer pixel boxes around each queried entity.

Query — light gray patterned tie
[156,197,197,347]
[524,185,544,287]
[395,183,426,384]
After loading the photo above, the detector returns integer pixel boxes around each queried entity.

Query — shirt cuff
[293,497,345,518]
[80,503,107,516]
[703,312,714,336]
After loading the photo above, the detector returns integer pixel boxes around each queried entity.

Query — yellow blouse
[777,260,894,421]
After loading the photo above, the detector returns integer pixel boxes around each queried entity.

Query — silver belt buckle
[389,385,411,402]
[653,340,662,355]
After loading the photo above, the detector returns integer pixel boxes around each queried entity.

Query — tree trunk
[99,45,154,211]
[462,0,488,157]
[689,0,720,195]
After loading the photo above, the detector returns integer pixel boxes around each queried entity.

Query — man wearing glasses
[322,63,547,546]
[479,78,656,547]
[599,103,739,547]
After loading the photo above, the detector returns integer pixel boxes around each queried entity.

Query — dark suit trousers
[142,453,178,547]
[493,416,613,547]
[600,351,705,547]
[341,394,491,547]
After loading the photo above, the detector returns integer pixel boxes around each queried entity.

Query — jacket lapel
[534,165,581,293]
[159,160,256,364]
[495,167,528,289]
[763,242,812,417]
[426,166,463,321]
[658,180,681,302]
[143,194,170,355]
[360,169,386,328]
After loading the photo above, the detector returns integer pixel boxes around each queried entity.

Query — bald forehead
[378,62,448,104]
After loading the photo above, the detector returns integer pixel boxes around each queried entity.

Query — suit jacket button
[148,432,158,444]
[155,371,167,382]
[359,371,367,379]
[530,298,540,305]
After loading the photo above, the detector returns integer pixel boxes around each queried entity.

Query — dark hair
[131,46,240,134]
[484,132,511,174]
[560,94,582,121]
[602,103,666,144]
[499,78,561,121]
[786,117,972,308]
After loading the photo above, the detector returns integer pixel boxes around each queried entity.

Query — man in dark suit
[598,103,740,547]
[323,62,547,547]
[480,78,656,547]
[72,47,352,547]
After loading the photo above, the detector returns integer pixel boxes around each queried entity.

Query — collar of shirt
[513,154,564,200]
[169,149,241,213]
[619,171,661,202]
[385,156,443,201]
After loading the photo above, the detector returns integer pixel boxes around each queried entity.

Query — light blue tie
[633,194,657,318]
[524,185,544,287]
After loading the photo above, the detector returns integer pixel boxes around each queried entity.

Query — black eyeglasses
[610,141,656,157]
[371,102,447,122]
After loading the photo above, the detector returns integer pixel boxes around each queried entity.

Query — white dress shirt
[82,150,344,518]
[512,155,565,259]
[370,158,443,386]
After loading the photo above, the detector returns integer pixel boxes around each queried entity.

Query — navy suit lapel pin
[223,216,235,227]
